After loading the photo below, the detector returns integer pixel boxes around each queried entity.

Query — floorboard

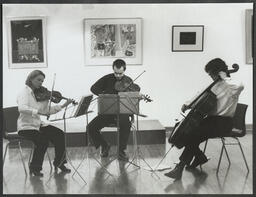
[3,133,252,194]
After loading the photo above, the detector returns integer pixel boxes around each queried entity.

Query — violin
[115,75,140,92]
[34,86,77,105]
[114,75,152,103]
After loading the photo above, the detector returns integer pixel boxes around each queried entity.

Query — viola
[34,86,77,105]
[169,64,239,149]
[114,75,152,103]
[115,75,140,92]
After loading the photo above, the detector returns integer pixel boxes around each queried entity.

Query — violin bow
[47,73,56,120]
[123,70,146,91]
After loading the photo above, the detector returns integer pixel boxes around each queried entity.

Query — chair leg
[46,150,53,171]
[235,138,249,173]
[221,138,231,166]
[3,142,10,168]
[217,143,224,173]
[18,141,27,175]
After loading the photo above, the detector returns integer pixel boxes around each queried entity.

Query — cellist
[164,58,244,180]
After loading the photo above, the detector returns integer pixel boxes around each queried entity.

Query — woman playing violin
[17,70,73,176]
[165,58,244,180]
[87,59,140,161]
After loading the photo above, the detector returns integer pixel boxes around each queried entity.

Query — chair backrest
[232,103,248,136]
[3,106,19,136]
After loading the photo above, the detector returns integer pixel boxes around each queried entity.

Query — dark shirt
[91,73,140,95]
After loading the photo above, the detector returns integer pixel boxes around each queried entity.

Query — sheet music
[48,94,93,121]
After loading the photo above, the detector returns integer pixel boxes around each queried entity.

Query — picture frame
[172,25,204,52]
[6,16,47,69]
[84,18,142,66]
[245,9,253,64]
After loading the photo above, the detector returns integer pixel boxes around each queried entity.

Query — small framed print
[172,25,204,52]
[6,16,47,69]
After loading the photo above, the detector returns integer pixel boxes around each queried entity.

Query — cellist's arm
[181,89,205,112]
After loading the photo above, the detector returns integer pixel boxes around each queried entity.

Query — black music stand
[98,92,158,177]
[96,93,126,173]
[45,95,93,185]
[72,97,116,180]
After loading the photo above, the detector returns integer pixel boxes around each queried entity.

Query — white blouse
[210,79,244,117]
[17,85,62,131]
[185,78,244,117]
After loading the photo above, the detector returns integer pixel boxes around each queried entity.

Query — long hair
[25,70,45,88]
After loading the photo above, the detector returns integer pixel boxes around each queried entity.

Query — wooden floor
[3,134,252,194]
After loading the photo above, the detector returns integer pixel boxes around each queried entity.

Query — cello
[168,64,239,149]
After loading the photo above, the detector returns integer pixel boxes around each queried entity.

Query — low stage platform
[12,119,166,147]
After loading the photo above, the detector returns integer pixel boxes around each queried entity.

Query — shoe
[55,164,71,173]
[186,155,209,169]
[100,144,110,157]
[118,150,129,161]
[164,163,184,180]
[29,169,44,177]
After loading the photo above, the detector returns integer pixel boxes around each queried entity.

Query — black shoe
[118,150,129,161]
[55,164,71,173]
[29,169,44,177]
[164,164,184,180]
[101,144,110,157]
[186,155,209,169]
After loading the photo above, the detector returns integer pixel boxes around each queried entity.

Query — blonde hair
[25,70,45,88]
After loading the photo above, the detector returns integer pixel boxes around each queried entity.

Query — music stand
[72,96,116,180]
[95,94,124,174]
[98,92,158,177]
[46,94,93,185]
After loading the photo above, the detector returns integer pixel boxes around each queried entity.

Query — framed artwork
[172,25,204,52]
[6,16,47,69]
[245,9,253,64]
[84,18,142,66]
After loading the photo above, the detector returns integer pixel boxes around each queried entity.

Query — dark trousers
[87,114,131,151]
[179,116,233,165]
[18,125,67,171]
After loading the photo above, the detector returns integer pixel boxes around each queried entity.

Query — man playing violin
[87,59,140,161]
[165,58,244,180]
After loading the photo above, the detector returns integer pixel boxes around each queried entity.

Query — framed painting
[84,18,142,66]
[245,9,253,64]
[6,16,47,69]
[172,25,204,52]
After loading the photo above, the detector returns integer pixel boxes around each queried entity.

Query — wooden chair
[203,103,249,173]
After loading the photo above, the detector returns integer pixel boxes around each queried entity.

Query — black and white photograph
[2,2,255,196]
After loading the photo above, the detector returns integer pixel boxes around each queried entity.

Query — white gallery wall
[2,3,253,126]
